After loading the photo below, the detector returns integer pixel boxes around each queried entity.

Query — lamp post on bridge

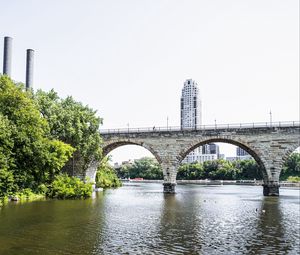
[167,116,169,130]
[269,110,272,127]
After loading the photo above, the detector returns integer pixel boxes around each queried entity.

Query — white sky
[1,0,299,163]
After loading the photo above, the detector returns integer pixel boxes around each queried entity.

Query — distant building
[121,160,134,166]
[226,156,239,162]
[182,143,220,163]
[236,147,252,160]
[180,79,221,163]
[237,147,248,156]
[218,154,225,160]
[180,79,202,129]
[225,148,252,162]
[202,143,220,155]
[113,160,134,169]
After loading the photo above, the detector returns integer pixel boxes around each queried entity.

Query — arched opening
[102,142,163,182]
[177,139,265,183]
[280,146,300,183]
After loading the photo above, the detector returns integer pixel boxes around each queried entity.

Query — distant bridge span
[92,121,300,196]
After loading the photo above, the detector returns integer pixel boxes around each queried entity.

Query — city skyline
[0,0,299,163]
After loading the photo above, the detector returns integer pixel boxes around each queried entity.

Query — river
[0,184,299,255]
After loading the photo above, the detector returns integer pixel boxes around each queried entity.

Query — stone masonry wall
[100,126,299,195]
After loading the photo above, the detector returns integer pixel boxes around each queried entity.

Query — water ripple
[0,184,299,254]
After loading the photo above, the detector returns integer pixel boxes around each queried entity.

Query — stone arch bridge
[89,122,299,196]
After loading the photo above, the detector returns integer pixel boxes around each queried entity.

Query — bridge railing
[99,121,300,134]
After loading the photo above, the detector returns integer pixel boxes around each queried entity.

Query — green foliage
[0,75,74,197]
[177,160,242,180]
[47,174,93,199]
[34,89,102,171]
[115,154,299,181]
[281,153,300,180]
[13,188,44,201]
[0,114,14,171]
[36,184,48,195]
[177,155,299,181]
[96,157,122,188]
[287,176,300,182]
[177,162,204,180]
[116,157,163,180]
[234,159,263,179]
[0,168,16,197]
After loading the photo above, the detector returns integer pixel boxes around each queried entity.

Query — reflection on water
[0,184,299,254]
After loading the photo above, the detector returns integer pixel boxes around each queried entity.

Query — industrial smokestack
[3,36,13,76]
[25,49,34,90]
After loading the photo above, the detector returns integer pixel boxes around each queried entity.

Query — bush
[287,176,300,183]
[37,184,48,195]
[96,168,122,188]
[96,158,122,188]
[47,174,92,199]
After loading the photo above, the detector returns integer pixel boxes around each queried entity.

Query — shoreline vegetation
[122,179,300,187]
[115,156,300,183]
[96,157,122,189]
[0,75,120,206]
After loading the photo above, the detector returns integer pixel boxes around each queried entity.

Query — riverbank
[122,179,300,187]
[0,193,45,207]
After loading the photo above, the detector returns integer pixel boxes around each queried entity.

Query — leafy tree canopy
[96,157,122,188]
[34,89,103,172]
[116,157,163,180]
[0,75,74,196]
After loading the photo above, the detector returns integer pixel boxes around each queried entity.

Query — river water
[0,184,299,255]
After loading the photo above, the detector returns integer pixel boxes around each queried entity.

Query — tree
[96,157,122,188]
[177,159,262,180]
[34,89,103,175]
[116,157,163,180]
[281,153,300,180]
[0,114,15,196]
[0,75,74,195]
[234,159,262,180]
[0,113,14,171]
[177,163,204,180]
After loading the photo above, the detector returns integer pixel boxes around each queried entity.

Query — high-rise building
[183,144,221,163]
[236,147,252,160]
[180,79,202,129]
[180,79,219,163]
[202,143,220,155]
[236,147,249,156]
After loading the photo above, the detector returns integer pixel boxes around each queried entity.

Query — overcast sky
[1,0,299,162]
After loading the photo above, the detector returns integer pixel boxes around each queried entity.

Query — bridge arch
[102,140,162,164]
[177,137,268,179]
